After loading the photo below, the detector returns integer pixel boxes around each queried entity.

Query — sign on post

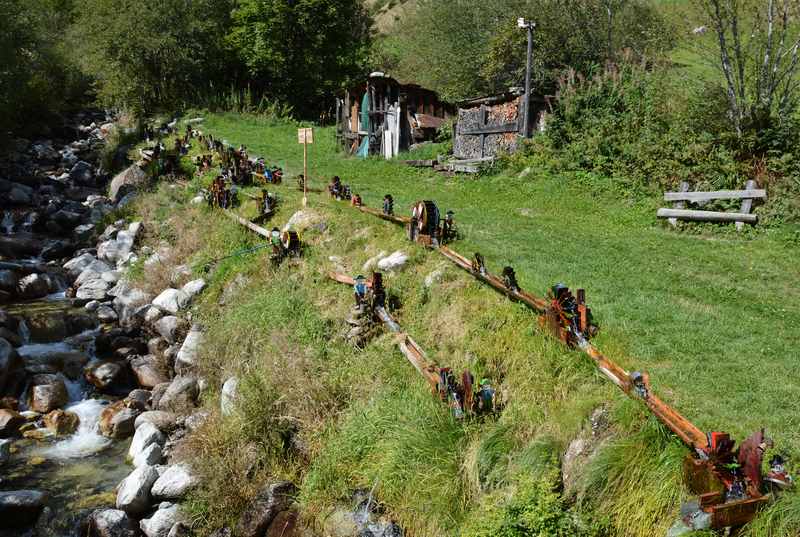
[298,128,313,206]
[297,128,313,144]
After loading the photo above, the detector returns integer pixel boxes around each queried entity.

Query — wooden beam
[222,209,271,238]
[664,189,766,202]
[656,208,758,224]
[459,122,519,136]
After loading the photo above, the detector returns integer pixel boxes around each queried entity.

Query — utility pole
[518,18,536,138]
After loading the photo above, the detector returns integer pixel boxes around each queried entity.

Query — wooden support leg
[736,179,757,232]
[669,181,690,227]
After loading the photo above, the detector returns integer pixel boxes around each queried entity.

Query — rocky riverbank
[0,113,212,537]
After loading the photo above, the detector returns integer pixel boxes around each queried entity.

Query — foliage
[374,0,675,102]
[227,0,372,119]
[72,0,234,116]
[0,0,87,137]
[461,470,604,537]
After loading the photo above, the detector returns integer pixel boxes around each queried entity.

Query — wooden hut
[453,88,549,160]
[336,72,454,159]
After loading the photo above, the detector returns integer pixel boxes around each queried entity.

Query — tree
[73,0,234,115]
[227,0,372,119]
[375,0,673,102]
[701,0,800,137]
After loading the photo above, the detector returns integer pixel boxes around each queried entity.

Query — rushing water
[3,300,131,536]
[1,212,14,234]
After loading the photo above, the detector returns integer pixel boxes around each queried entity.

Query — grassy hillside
[127,112,800,537]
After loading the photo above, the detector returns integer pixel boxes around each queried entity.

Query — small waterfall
[21,212,36,232]
[1,211,14,234]
[39,399,112,459]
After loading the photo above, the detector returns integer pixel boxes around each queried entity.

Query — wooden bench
[657,180,766,231]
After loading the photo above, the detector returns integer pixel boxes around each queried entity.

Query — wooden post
[736,179,757,231]
[669,181,690,227]
[303,137,308,207]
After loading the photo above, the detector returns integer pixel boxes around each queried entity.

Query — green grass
[128,110,800,536]
[199,111,800,451]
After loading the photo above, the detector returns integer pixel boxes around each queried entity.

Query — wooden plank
[656,208,758,224]
[222,209,271,238]
[664,189,766,202]
[668,181,689,227]
[459,122,520,136]
[737,180,758,231]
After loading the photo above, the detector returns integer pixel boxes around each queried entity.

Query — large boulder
[64,253,98,279]
[128,422,165,461]
[110,281,151,325]
[235,482,296,537]
[140,503,182,537]
[42,409,79,435]
[132,442,163,468]
[17,273,51,300]
[134,411,178,433]
[116,465,159,516]
[175,326,203,374]
[98,400,139,439]
[85,362,127,394]
[157,376,198,415]
[0,409,23,438]
[110,165,149,203]
[151,289,189,315]
[75,260,113,285]
[151,464,198,500]
[87,509,139,537]
[0,490,47,528]
[76,278,111,301]
[154,317,181,344]
[28,374,68,413]
[131,355,169,389]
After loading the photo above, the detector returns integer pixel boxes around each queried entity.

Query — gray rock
[128,421,166,462]
[154,316,180,344]
[132,442,163,468]
[0,490,47,528]
[85,300,101,312]
[76,278,110,301]
[74,223,97,243]
[220,377,239,417]
[134,411,179,433]
[157,376,198,414]
[140,503,181,537]
[75,260,113,285]
[151,463,198,500]
[110,165,148,203]
[87,508,139,537]
[110,280,151,325]
[99,402,139,440]
[175,326,203,374]
[96,305,118,323]
[144,306,163,325]
[116,465,159,516]
[63,253,98,278]
[152,289,189,315]
[180,279,206,300]
[17,273,51,300]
